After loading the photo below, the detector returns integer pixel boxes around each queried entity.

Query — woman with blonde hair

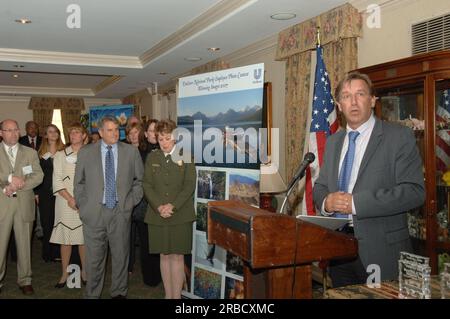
[50,123,87,287]
[35,124,65,262]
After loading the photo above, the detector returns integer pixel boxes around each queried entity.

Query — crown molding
[83,98,122,106]
[0,48,142,69]
[222,33,278,64]
[139,0,257,66]
[0,96,31,103]
[161,33,278,91]
[0,85,94,97]
[93,75,124,94]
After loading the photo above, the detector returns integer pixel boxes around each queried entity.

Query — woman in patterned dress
[50,123,87,287]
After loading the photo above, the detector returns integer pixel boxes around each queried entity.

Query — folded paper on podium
[207,200,358,299]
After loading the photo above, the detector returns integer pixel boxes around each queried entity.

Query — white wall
[353,0,450,68]
[0,96,121,134]
[0,96,32,134]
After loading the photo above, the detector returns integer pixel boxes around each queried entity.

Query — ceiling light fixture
[185,57,202,62]
[270,13,296,20]
[12,74,19,78]
[15,18,32,24]
[208,47,220,52]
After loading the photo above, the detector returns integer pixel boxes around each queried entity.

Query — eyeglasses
[1,129,20,133]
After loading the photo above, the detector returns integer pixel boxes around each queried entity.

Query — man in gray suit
[74,116,143,299]
[313,72,425,287]
[0,119,43,295]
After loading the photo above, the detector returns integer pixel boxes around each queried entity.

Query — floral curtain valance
[28,97,85,110]
[276,3,362,60]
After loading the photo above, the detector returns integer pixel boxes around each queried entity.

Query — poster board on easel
[177,63,264,299]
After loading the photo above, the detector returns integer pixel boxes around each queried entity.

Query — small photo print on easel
[193,267,222,299]
[197,169,226,200]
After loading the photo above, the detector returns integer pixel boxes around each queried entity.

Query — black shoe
[111,295,127,299]
[54,282,66,288]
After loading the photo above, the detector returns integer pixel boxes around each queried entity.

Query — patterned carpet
[0,236,165,299]
[0,236,326,299]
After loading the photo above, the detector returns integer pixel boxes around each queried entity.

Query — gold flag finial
[316,26,321,46]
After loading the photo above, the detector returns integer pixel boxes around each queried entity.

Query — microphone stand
[279,170,307,215]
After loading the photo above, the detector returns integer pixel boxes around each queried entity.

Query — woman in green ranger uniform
[143,119,196,299]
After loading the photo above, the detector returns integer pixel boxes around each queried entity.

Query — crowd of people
[0,71,427,299]
[0,115,196,299]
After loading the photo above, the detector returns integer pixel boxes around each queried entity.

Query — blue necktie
[105,145,116,209]
[335,131,359,218]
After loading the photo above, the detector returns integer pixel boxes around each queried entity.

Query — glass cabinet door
[435,79,450,246]
[376,82,426,244]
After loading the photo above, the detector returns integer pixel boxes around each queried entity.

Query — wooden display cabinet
[356,50,450,274]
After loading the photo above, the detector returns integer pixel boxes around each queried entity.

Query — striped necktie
[7,146,15,168]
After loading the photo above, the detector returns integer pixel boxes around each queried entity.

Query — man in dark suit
[74,116,143,299]
[19,121,42,151]
[313,72,425,287]
[18,121,43,243]
[0,119,43,295]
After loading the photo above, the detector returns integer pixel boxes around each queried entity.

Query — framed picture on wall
[261,82,272,163]
[89,104,134,140]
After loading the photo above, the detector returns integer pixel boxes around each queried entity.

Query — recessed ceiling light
[158,72,168,75]
[208,47,220,52]
[13,64,25,68]
[12,74,19,78]
[270,13,296,20]
[15,18,32,24]
[185,57,202,62]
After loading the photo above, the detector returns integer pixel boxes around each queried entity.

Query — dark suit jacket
[73,141,144,227]
[19,135,42,151]
[313,118,425,280]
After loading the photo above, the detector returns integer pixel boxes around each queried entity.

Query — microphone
[286,152,316,191]
[279,152,315,214]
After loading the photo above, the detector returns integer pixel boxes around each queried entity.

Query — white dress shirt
[28,136,36,148]
[3,142,19,194]
[321,114,376,221]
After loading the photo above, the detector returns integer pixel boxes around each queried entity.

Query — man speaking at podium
[313,72,425,287]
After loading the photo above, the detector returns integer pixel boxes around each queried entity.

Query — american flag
[301,45,339,215]
[436,89,450,172]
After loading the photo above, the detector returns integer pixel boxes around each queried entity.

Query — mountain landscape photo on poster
[178,88,263,169]
[229,169,260,207]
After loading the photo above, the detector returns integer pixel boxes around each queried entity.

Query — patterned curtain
[276,3,362,183]
[32,109,53,134]
[284,52,312,187]
[61,108,82,142]
[274,3,361,214]
[28,97,84,139]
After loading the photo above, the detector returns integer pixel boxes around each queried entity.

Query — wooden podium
[207,200,358,299]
